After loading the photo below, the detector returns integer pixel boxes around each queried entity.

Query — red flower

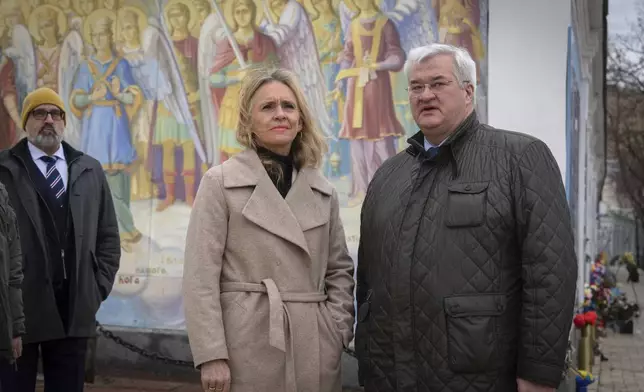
[584,311,598,325]
[573,314,586,329]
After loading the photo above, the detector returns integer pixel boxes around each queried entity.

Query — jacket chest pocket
[445,182,489,227]
[444,293,506,373]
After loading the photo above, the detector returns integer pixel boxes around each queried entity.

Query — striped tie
[40,156,66,202]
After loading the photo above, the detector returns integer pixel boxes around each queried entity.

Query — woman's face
[250,81,303,156]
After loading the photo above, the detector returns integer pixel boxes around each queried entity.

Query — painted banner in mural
[0,0,488,329]
[566,25,581,242]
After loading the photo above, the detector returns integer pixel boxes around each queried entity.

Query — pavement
[588,267,644,392]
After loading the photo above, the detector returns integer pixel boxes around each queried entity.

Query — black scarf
[257,146,295,198]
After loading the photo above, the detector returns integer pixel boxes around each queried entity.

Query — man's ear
[464,83,475,103]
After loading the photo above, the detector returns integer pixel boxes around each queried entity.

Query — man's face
[25,104,65,151]
[408,54,473,143]
[91,26,112,50]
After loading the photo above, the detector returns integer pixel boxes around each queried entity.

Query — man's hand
[200,359,231,392]
[12,337,22,359]
[517,378,555,392]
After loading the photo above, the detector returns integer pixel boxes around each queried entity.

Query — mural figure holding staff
[335,0,405,207]
[69,11,143,251]
[153,0,207,211]
[206,0,278,162]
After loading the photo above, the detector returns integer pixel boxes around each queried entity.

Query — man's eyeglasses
[406,79,468,96]
[31,109,65,121]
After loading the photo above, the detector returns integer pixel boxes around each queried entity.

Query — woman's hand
[201,359,231,392]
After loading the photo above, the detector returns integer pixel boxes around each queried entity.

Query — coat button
[465,185,471,191]
[497,304,504,311]
[451,357,457,364]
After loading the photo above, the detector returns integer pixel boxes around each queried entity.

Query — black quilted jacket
[355,112,577,392]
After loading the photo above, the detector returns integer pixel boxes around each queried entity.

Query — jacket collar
[1,139,90,187]
[406,111,480,179]
[221,149,332,257]
[406,110,479,156]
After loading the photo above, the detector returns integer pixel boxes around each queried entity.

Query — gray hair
[404,44,477,101]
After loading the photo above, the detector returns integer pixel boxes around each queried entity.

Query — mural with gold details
[0,0,488,329]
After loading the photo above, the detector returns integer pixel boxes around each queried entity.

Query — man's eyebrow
[409,76,449,84]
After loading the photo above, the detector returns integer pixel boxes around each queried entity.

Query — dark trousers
[0,360,16,392]
[0,337,88,392]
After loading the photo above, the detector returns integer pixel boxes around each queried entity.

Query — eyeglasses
[406,79,468,96]
[31,109,65,121]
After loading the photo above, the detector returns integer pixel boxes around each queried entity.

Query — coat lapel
[286,168,332,233]
[224,150,333,257]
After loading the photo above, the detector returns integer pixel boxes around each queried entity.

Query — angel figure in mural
[27,5,68,92]
[149,0,209,211]
[23,3,89,149]
[306,0,352,178]
[335,0,406,207]
[118,3,208,208]
[2,6,36,111]
[434,0,486,121]
[116,6,159,201]
[67,11,144,252]
[339,0,439,143]
[257,0,333,141]
[0,8,35,148]
[191,0,212,38]
[435,0,484,81]
[200,0,279,163]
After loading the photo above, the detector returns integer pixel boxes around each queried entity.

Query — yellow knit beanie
[20,87,66,129]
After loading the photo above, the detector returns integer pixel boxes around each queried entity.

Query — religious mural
[0,0,488,329]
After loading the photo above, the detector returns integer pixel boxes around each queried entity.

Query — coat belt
[220,279,327,392]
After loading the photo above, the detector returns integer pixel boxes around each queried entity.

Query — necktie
[40,156,66,202]
[426,147,439,159]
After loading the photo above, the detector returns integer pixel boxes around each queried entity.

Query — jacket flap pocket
[444,293,506,317]
[447,181,489,194]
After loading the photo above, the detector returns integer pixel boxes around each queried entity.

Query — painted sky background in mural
[0,0,488,329]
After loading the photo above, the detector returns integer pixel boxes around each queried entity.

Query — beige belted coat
[183,149,356,392]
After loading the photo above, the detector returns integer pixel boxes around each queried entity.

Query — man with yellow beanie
[0,87,120,392]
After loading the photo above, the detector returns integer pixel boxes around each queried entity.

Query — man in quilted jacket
[0,181,25,389]
[355,43,578,392]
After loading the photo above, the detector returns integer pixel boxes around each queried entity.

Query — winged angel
[3,24,37,116]
[338,0,438,54]
[257,0,334,139]
[197,0,283,164]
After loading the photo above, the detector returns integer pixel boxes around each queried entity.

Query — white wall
[487,0,572,180]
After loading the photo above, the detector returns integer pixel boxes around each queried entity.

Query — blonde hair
[236,67,328,179]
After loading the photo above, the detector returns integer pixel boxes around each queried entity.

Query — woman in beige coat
[183,67,356,392]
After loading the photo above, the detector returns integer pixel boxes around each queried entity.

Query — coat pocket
[444,293,505,373]
[445,182,489,227]
[320,303,343,347]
